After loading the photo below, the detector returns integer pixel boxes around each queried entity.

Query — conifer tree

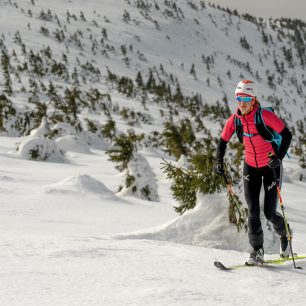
[161,120,186,159]
[135,71,144,88]
[71,67,80,85]
[172,83,184,106]
[0,94,16,132]
[106,130,136,172]
[53,87,83,129]
[146,69,156,92]
[1,50,13,96]
[162,152,247,232]
[190,63,197,79]
[161,118,195,159]
[102,117,116,141]
[106,129,143,171]
[30,99,48,128]
[161,151,224,214]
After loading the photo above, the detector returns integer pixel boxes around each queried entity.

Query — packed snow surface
[1,134,306,306]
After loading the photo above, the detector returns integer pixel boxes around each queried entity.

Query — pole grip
[267,151,274,158]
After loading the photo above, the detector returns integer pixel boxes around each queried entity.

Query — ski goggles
[236,96,254,103]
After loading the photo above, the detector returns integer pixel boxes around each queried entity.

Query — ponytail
[254,98,261,107]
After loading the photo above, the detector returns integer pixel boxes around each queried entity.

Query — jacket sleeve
[221,115,235,142]
[216,138,228,163]
[277,127,292,160]
[216,115,235,162]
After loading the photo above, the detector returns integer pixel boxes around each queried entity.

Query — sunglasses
[236,96,253,103]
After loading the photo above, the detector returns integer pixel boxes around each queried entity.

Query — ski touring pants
[243,162,286,250]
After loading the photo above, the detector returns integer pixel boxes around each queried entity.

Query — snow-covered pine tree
[162,149,247,232]
[107,129,158,201]
[1,50,13,96]
[16,117,64,162]
[118,153,159,201]
[0,94,16,134]
[106,129,143,172]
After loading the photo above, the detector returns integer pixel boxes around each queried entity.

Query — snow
[0,0,306,305]
[1,131,306,306]
[43,174,115,196]
[116,194,250,252]
[55,135,92,154]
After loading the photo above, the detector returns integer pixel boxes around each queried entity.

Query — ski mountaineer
[214,80,292,265]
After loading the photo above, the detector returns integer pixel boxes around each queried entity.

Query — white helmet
[235,80,256,97]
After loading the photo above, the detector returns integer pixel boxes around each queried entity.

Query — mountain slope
[1,1,306,305]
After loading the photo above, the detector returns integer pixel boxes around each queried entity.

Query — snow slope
[1,133,306,306]
[0,0,306,305]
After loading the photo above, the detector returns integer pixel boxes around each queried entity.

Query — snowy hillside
[0,0,305,163]
[0,0,306,305]
[1,134,306,305]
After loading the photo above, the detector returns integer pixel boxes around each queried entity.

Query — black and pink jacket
[217,105,292,168]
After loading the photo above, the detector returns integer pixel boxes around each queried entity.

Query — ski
[214,255,306,271]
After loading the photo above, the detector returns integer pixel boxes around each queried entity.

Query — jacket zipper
[244,115,258,168]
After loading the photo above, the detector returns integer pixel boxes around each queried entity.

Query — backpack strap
[244,132,258,137]
[255,107,280,144]
[234,115,258,141]
[234,115,243,143]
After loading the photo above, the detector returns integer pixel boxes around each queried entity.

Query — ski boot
[246,248,264,266]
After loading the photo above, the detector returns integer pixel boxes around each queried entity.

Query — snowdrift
[117,194,281,253]
[43,174,115,197]
[55,135,92,154]
[117,194,250,252]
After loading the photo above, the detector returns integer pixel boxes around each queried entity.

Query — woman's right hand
[214,162,225,176]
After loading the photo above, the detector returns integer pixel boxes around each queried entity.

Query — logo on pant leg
[267,181,276,191]
[244,174,249,181]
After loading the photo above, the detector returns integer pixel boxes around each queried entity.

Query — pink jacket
[221,105,285,168]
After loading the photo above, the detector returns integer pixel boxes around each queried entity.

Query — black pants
[243,162,286,250]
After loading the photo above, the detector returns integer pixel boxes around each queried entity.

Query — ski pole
[268,152,302,270]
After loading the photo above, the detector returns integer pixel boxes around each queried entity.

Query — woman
[214,79,292,265]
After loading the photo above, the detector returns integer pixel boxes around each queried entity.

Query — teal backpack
[234,107,289,158]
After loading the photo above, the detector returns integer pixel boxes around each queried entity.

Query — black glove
[268,154,282,169]
[214,162,225,176]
